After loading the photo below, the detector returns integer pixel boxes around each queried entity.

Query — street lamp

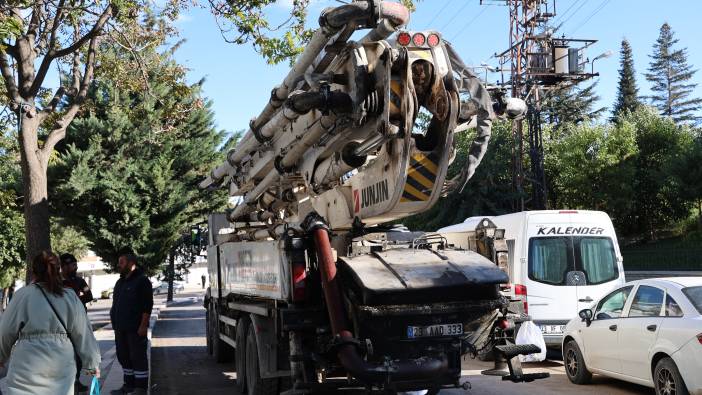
[591,50,614,74]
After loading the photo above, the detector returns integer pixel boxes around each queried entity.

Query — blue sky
[172,0,702,135]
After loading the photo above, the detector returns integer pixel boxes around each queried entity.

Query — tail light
[397,32,411,46]
[697,333,702,345]
[515,284,528,315]
[412,33,426,47]
[291,261,307,302]
[497,318,515,331]
[427,33,441,47]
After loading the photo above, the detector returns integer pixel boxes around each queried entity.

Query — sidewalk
[0,294,168,394]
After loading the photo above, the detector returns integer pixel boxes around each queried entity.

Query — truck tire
[205,305,213,355]
[235,315,249,394]
[245,323,278,395]
[212,306,234,363]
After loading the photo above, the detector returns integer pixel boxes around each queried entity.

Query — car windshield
[682,286,702,314]
[529,236,618,286]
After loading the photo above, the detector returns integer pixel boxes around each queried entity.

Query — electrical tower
[481,0,599,211]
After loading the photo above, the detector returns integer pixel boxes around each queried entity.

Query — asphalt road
[150,294,653,395]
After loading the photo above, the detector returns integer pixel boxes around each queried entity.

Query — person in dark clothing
[201,274,206,289]
[60,253,95,393]
[60,253,94,307]
[110,251,153,395]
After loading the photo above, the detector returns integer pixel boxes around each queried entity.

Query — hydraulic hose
[305,214,449,385]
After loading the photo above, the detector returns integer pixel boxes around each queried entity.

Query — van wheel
[245,323,278,395]
[235,316,249,394]
[654,357,689,395]
[564,340,592,384]
[212,307,233,363]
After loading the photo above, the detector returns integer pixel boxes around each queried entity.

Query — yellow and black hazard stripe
[389,78,402,117]
[400,152,439,202]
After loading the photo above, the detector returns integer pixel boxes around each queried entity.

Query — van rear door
[573,236,622,312]
[525,236,579,329]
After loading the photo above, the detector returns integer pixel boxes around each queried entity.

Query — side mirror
[579,309,593,326]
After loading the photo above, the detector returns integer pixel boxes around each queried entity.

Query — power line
[552,0,581,25]
[569,0,612,35]
[439,1,474,33]
[558,0,589,27]
[450,6,488,41]
[426,0,455,28]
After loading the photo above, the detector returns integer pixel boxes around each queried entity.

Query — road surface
[150,294,653,395]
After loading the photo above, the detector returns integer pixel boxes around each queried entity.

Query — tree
[670,137,702,229]
[403,121,517,231]
[612,39,640,120]
[645,23,702,124]
[545,120,638,231]
[0,131,24,310]
[208,0,416,64]
[626,107,692,239]
[541,82,606,133]
[0,1,118,275]
[51,44,227,273]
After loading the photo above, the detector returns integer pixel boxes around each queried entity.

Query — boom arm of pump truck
[200,0,526,237]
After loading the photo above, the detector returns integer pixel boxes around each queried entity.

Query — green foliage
[545,119,638,229]
[645,23,702,124]
[208,0,416,65]
[0,133,24,288]
[542,82,606,130]
[51,221,90,259]
[612,39,640,120]
[547,107,692,238]
[403,121,517,231]
[50,45,227,274]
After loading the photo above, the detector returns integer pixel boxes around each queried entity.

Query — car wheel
[564,340,592,384]
[654,357,689,395]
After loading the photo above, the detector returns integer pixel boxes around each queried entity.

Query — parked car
[438,210,626,350]
[101,288,114,299]
[563,277,702,395]
[153,281,184,295]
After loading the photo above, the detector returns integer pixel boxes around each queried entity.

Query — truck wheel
[564,340,592,384]
[654,357,689,395]
[212,307,234,363]
[205,305,213,355]
[235,316,249,394]
[245,323,278,395]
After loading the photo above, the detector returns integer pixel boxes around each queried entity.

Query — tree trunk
[17,113,51,281]
[167,250,175,302]
[1,287,7,312]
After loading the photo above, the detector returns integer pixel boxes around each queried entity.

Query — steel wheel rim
[657,368,676,395]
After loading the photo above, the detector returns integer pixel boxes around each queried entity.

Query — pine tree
[51,45,228,273]
[612,39,640,119]
[541,81,606,133]
[645,23,702,124]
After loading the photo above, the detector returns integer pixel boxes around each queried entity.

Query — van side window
[665,294,683,317]
[595,286,633,320]
[529,237,571,285]
[628,285,664,317]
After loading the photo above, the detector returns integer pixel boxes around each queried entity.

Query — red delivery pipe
[309,219,448,384]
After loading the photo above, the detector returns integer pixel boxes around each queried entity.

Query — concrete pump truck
[201,1,546,393]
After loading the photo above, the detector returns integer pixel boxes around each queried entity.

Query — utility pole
[480,0,600,211]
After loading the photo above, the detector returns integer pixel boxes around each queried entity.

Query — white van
[437,210,626,349]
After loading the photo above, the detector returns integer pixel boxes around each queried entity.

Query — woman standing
[0,251,101,395]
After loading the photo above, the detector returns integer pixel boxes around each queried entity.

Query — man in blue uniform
[110,250,153,395]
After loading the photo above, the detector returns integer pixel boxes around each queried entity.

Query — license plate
[407,323,463,338]
[539,324,565,335]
